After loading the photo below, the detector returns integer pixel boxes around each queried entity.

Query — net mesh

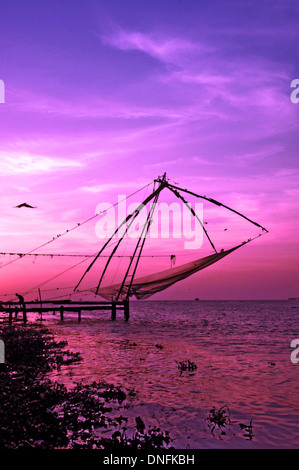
[89,243,243,300]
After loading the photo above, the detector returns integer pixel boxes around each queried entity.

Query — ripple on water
[43,300,299,448]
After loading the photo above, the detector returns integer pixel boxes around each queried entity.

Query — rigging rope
[1,176,268,302]
[0,181,153,271]
[0,251,178,259]
[3,207,174,300]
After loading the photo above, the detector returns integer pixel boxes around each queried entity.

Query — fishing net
[89,243,243,300]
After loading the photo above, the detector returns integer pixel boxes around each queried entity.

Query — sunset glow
[0,0,298,300]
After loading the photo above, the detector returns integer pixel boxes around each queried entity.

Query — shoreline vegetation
[0,323,172,449]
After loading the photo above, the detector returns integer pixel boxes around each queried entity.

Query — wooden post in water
[124,300,130,322]
[14,307,18,319]
[22,304,27,324]
[60,305,64,321]
[78,309,81,323]
[111,302,116,321]
[8,308,12,325]
[38,288,43,321]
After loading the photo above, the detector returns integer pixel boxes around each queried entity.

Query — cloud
[102,30,205,63]
[9,87,184,121]
[80,181,148,193]
[144,155,215,171]
[224,146,285,166]
[0,151,83,175]
[168,71,232,86]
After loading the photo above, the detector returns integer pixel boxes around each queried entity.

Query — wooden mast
[167,185,217,253]
[117,173,167,301]
[166,182,268,233]
[74,179,167,292]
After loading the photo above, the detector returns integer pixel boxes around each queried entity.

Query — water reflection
[37,300,299,448]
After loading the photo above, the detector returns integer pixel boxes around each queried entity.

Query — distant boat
[194,298,200,301]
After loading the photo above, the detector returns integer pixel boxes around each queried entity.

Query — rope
[0,181,153,270]
[0,251,178,259]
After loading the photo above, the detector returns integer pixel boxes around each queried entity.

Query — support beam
[111,302,116,321]
[167,185,217,253]
[120,174,166,301]
[124,301,130,322]
[166,182,268,233]
[22,305,27,324]
[2,300,130,323]
[74,180,167,292]
[38,288,42,321]
[60,305,64,321]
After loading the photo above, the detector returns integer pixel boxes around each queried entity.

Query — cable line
[0,181,152,270]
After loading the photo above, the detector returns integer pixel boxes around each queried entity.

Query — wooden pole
[8,308,12,325]
[75,184,166,293]
[124,301,130,322]
[167,185,217,253]
[22,304,27,324]
[118,174,166,302]
[60,305,64,321]
[78,309,81,323]
[38,288,43,321]
[166,182,268,233]
[111,302,116,321]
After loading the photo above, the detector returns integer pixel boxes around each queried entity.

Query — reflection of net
[90,244,243,300]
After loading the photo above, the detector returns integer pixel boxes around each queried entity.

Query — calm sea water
[39,300,299,449]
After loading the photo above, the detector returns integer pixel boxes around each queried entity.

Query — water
[37,300,299,448]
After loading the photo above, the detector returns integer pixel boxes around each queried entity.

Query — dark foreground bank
[0,324,172,449]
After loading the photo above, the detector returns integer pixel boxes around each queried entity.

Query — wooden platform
[0,300,130,323]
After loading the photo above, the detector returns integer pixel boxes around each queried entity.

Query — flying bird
[14,202,37,209]
[224,228,228,231]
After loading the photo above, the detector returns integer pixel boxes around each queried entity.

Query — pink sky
[0,0,298,300]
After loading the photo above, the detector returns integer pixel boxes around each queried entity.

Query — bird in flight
[14,202,37,209]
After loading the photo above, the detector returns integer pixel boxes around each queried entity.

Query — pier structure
[0,300,129,324]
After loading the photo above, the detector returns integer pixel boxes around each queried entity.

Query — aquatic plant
[135,416,145,433]
[239,419,254,440]
[175,359,197,371]
[108,424,172,450]
[207,405,231,434]
[0,324,172,449]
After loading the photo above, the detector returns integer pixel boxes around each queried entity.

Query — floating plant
[239,419,254,440]
[0,324,173,449]
[207,405,231,434]
[175,359,197,372]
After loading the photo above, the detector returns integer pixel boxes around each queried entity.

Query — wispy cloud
[224,146,285,167]
[101,29,207,63]
[0,151,83,175]
[8,87,184,121]
[80,180,148,193]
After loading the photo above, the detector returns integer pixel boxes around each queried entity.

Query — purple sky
[0,0,298,300]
